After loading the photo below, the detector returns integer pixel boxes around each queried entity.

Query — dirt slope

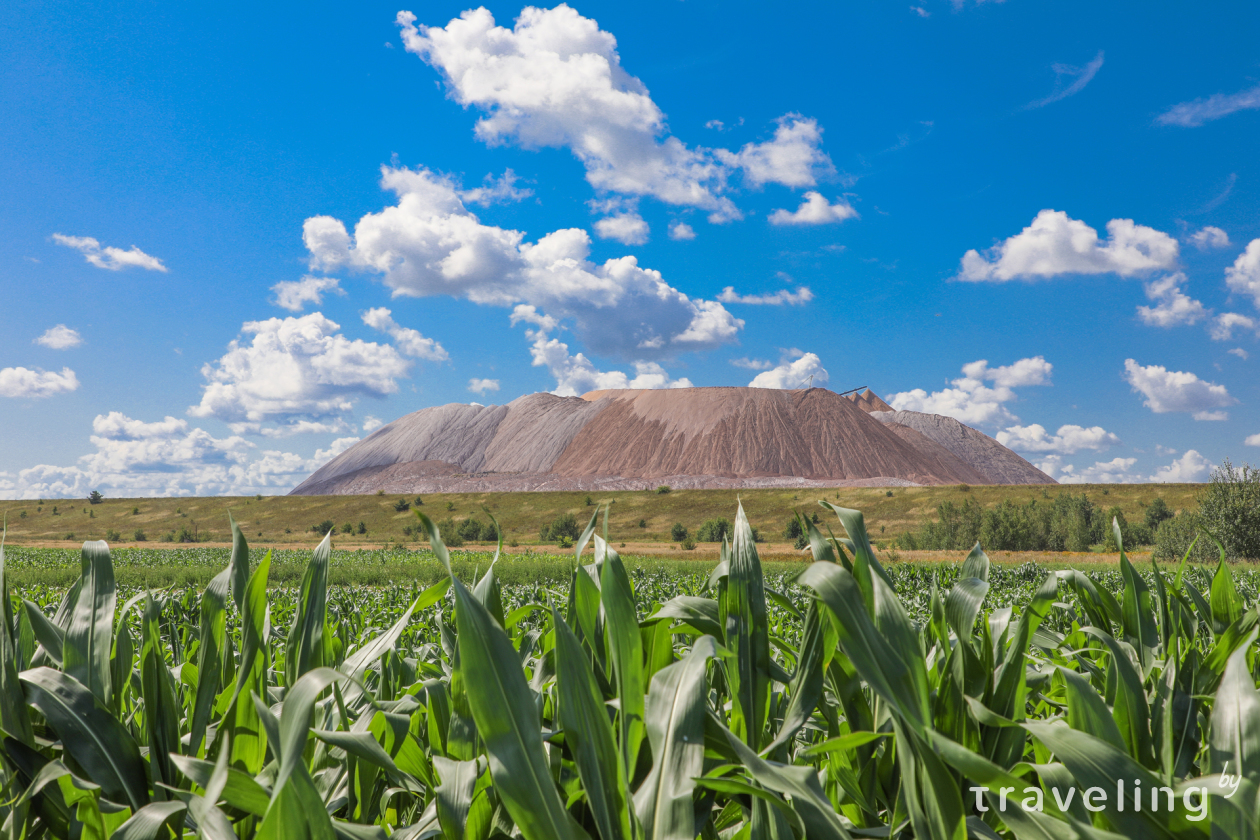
[291,387,1056,495]
[868,409,1055,485]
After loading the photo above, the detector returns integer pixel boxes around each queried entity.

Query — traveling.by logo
[969,777,1213,822]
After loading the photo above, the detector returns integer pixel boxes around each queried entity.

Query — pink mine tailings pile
[290,387,1054,495]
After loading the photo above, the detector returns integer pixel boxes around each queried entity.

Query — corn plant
[0,500,1257,839]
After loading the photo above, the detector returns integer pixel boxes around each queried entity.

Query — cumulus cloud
[1123,358,1236,420]
[362,415,385,432]
[1156,83,1260,127]
[1136,273,1208,327]
[1246,433,1260,446]
[1210,312,1257,342]
[468,378,500,394]
[1225,238,1260,310]
[891,357,1053,423]
[458,168,533,206]
[1025,51,1104,109]
[1229,348,1249,360]
[188,313,411,431]
[304,165,742,359]
[748,351,828,389]
[593,211,650,245]
[0,366,80,399]
[768,192,858,226]
[668,221,696,241]
[717,286,814,305]
[8,412,359,498]
[361,307,449,361]
[1151,450,1213,482]
[271,275,344,312]
[730,357,773,370]
[997,423,1120,455]
[958,210,1179,282]
[397,6,832,222]
[1042,455,1142,485]
[51,234,167,272]
[888,356,1052,427]
[510,304,692,396]
[1190,226,1231,250]
[34,325,82,349]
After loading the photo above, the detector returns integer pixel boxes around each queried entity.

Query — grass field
[0,482,1204,549]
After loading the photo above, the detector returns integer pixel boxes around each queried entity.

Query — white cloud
[1026,51,1104,109]
[715,115,834,189]
[910,6,930,17]
[1123,358,1236,420]
[459,168,533,206]
[34,325,82,349]
[730,357,773,370]
[1136,273,1208,327]
[1246,433,1260,446]
[511,304,692,396]
[1209,312,1257,341]
[361,307,449,361]
[768,192,858,226]
[668,221,696,241]
[748,351,828,389]
[0,366,80,399]
[958,210,1179,282]
[51,234,167,272]
[593,212,650,245]
[362,415,385,432]
[7,412,359,498]
[271,275,344,312]
[256,419,355,438]
[304,165,742,359]
[396,7,831,222]
[717,286,814,306]
[888,356,1052,426]
[997,423,1120,455]
[1156,83,1260,127]
[188,313,411,430]
[468,378,500,394]
[1229,348,1249,360]
[1044,455,1142,485]
[1225,238,1260,310]
[1190,226,1231,250]
[1151,450,1212,483]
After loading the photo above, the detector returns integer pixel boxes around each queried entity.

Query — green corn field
[1,499,1257,839]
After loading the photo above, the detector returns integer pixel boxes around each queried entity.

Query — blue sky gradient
[2,0,1258,496]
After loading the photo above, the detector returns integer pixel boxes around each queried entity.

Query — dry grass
[0,483,1203,549]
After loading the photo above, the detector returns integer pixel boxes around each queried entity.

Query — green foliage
[585,494,594,506]
[680,536,696,550]
[638,518,646,528]
[133,529,146,542]
[1197,459,1260,560]
[356,521,366,535]
[1144,496,1173,531]
[456,517,496,542]
[392,498,411,512]
[655,484,671,494]
[670,522,688,541]
[310,519,335,535]
[87,490,104,505]
[105,529,121,542]
[696,517,731,542]
[539,512,580,544]
[340,522,353,534]
[413,495,424,506]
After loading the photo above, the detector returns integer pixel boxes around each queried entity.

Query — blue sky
[2,0,1258,497]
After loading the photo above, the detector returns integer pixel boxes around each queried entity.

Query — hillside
[293,387,1052,495]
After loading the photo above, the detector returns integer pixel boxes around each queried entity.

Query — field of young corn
[1,499,1257,839]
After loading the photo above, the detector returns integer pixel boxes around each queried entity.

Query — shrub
[436,518,464,547]
[458,518,485,542]
[670,522,688,541]
[64,533,75,541]
[376,489,385,495]
[312,519,335,535]
[393,499,411,512]
[680,536,696,550]
[446,501,455,511]
[783,517,803,541]
[132,506,139,515]
[176,527,197,543]
[697,518,732,543]
[1197,460,1260,560]
[105,529,121,541]
[133,529,146,542]
[341,522,354,534]
[655,485,671,494]
[413,496,424,506]
[1145,497,1173,532]
[638,518,647,528]
[87,490,104,505]
[255,494,263,501]
[886,490,893,497]
[585,495,594,506]
[540,513,580,544]
[357,521,367,535]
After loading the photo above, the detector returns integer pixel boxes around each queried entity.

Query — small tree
[670,522,688,541]
[87,490,103,505]
[393,499,411,512]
